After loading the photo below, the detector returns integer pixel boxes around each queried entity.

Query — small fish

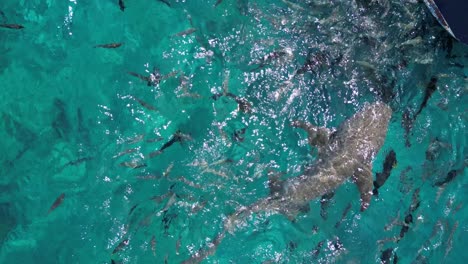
[320,192,335,220]
[176,237,181,255]
[128,204,139,216]
[145,137,164,143]
[160,192,177,214]
[123,134,145,144]
[181,231,226,264]
[250,50,288,71]
[157,0,172,8]
[373,150,397,195]
[356,60,377,71]
[414,76,438,120]
[334,202,351,228]
[48,193,65,214]
[118,0,125,11]
[176,176,202,189]
[128,71,151,84]
[151,235,157,256]
[211,92,252,113]
[150,192,172,203]
[398,214,412,240]
[281,0,305,11]
[94,43,123,49]
[162,212,178,234]
[384,211,401,231]
[288,241,297,252]
[191,200,207,213]
[401,109,413,147]
[113,148,138,159]
[129,68,175,86]
[202,168,229,179]
[295,51,328,75]
[214,0,223,8]
[312,240,325,258]
[64,157,93,167]
[0,11,7,23]
[163,163,174,178]
[149,131,191,158]
[445,221,458,258]
[434,168,464,187]
[175,28,196,37]
[136,174,161,180]
[133,97,158,112]
[425,137,452,161]
[409,188,421,213]
[399,36,423,47]
[112,238,129,254]
[0,23,24,29]
[119,161,147,169]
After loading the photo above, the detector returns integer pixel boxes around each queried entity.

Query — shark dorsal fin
[291,121,331,154]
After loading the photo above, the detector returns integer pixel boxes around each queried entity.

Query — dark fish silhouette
[118,0,125,11]
[151,235,156,256]
[112,238,129,254]
[414,76,437,120]
[334,202,352,228]
[0,23,24,29]
[94,43,123,49]
[250,51,288,71]
[48,193,65,214]
[399,213,412,240]
[65,157,93,166]
[113,148,138,159]
[149,131,191,158]
[157,0,171,7]
[409,188,421,213]
[211,92,252,113]
[380,248,394,264]
[295,51,328,75]
[133,97,158,112]
[311,240,325,258]
[402,76,438,147]
[434,166,465,187]
[214,0,223,8]
[319,191,335,220]
[373,150,397,195]
[120,161,147,169]
[0,11,7,23]
[398,188,421,241]
[175,28,196,37]
[401,109,413,147]
[128,71,151,84]
[128,68,176,86]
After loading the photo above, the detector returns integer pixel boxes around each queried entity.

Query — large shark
[183,102,392,263]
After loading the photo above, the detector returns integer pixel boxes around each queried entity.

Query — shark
[182,102,392,263]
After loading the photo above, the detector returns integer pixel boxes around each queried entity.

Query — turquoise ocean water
[0,0,467,263]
